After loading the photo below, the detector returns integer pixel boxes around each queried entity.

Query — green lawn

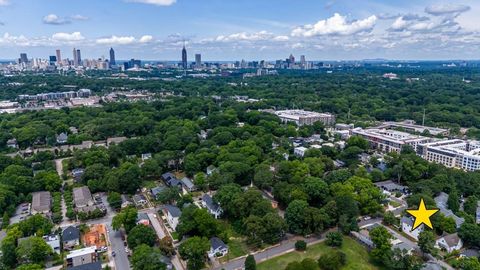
[257,237,378,270]
[220,238,249,263]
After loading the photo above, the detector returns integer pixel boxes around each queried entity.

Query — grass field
[257,237,378,270]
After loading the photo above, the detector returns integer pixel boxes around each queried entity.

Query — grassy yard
[220,238,249,263]
[257,237,378,270]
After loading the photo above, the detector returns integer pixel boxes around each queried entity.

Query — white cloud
[71,14,89,21]
[425,4,470,16]
[96,35,136,45]
[291,13,377,37]
[52,32,85,41]
[139,35,153,43]
[0,0,9,6]
[213,31,289,43]
[0,33,30,46]
[126,0,176,6]
[43,14,70,25]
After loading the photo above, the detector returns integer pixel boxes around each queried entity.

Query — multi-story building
[195,54,202,68]
[273,110,335,126]
[351,128,432,153]
[417,139,480,171]
[182,44,187,69]
[109,47,116,67]
[377,120,449,136]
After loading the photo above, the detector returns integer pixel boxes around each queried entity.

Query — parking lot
[10,203,31,224]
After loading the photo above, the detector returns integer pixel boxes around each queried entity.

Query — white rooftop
[66,246,96,259]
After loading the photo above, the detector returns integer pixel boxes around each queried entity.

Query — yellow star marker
[406,198,439,230]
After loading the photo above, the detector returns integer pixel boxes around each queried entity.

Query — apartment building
[351,128,432,153]
[417,139,480,171]
[273,110,335,126]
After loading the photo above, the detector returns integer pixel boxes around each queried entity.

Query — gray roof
[73,186,93,206]
[137,212,149,221]
[440,233,461,247]
[181,177,195,189]
[162,172,175,180]
[461,249,479,258]
[151,186,166,197]
[210,237,227,250]
[374,180,408,192]
[133,194,147,204]
[68,261,102,270]
[57,132,68,142]
[401,216,414,227]
[164,204,181,218]
[202,194,220,212]
[31,191,51,212]
[434,192,465,228]
[62,226,80,242]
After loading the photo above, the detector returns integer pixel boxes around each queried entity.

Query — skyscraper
[49,56,57,66]
[76,49,82,65]
[56,49,62,64]
[19,53,28,64]
[300,55,306,68]
[181,43,187,69]
[73,48,78,67]
[289,54,295,67]
[195,54,201,68]
[109,47,116,67]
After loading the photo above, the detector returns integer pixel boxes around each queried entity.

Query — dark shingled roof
[164,204,181,218]
[210,237,227,250]
[67,261,101,270]
[62,226,80,242]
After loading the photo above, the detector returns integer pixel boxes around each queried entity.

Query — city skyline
[1,0,480,60]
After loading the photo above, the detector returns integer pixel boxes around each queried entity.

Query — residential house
[133,194,147,206]
[73,186,94,208]
[435,192,465,228]
[208,237,228,258]
[62,226,80,249]
[66,246,98,267]
[141,153,152,161]
[137,213,150,226]
[68,261,102,270]
[6,138,18,149]
[351,229,374,248]
[294,146,308,157]
[31,191,51,215]
[374,180,409,195]
[435,233,463,253]
[162,172,181,188]
[460,249,480,258]
[56,132,68,144]
[121,194,133,208]
[181,177,196,193]
[69,126,79,134]
[206,165,217,176]
[401,216,424,240]
[43,234,61,254]
[106,136,127,146]
[202,194,223,219]
[72,168,84,182]
[151,186,166,200]
[162,204,181,230]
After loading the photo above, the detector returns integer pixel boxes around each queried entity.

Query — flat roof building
[417,139,480,171]
[73,186,94,208]
[352,128,432,153]
[272,110,335,126]
[377,120,449,136]
[31,191,51,214]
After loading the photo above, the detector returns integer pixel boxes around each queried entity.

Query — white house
[208,237,228,258]
[202,194,223,219]
[435,233,463,253]
[294,146,308,158]
[163,205,181,230]
[401,216,424,240]
[43,234,61,254]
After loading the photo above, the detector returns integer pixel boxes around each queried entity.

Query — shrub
[295,240,307,251]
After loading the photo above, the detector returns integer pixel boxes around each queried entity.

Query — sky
[1,0,480,60]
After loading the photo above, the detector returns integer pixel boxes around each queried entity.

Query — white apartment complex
[351,128,432,153]
[417,139,480,171]
[274,110,335,126]
[377,120,449,136]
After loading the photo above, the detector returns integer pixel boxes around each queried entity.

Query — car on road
[112,251,116,257]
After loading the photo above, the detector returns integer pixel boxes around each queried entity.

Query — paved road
[107,223,131,270]
[213,235,325,270]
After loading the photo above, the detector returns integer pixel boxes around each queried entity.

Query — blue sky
[0,0,479,60]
